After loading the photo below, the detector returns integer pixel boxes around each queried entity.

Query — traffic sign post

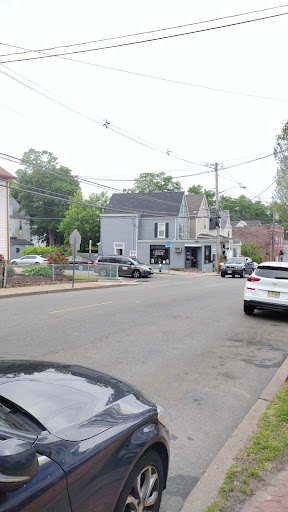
[69,230,81,288]
[165,241,172,273]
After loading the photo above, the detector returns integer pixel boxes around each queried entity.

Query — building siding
[0,180,9,259]
[232,224,285,261]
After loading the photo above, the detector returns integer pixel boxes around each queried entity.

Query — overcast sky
[1,1,288,204]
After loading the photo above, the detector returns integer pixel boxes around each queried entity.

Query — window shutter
[165,223,169,238]
[154,223,158,238]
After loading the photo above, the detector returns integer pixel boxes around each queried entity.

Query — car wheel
[240,271,244,278]
[114,449,164,512]
[221,273,225,278]
[11,261,17,265]
[132,269,141,279]
[99,267,107,277]
[34,262,40,265]
[77,264,84,271]
[244,303,255,315]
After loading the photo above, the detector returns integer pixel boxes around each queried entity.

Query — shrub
[47,251,68,264]
[22,265,52,277]
[6,265,16,277]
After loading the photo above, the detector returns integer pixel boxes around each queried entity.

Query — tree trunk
[48,229,55,246]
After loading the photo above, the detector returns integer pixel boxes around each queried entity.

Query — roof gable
[0,167,16,180]
[186,194,208,215]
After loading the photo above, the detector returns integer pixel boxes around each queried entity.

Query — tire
[11,261,17,265]
[114,449,164,512]
[240,271,244,278]
[77,264,84,271]
[99,267,107,277]
[34,262,40,265]
[132,269,141,279]
[221,273,225,278]
[244,303,255,315]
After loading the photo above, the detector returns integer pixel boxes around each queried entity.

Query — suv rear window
[255,266,288,279]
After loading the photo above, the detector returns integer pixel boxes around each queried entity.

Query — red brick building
[232,224,285,262]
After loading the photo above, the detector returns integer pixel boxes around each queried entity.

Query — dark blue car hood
[0,361,155,441]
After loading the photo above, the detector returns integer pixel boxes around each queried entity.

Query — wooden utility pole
[215,163,220,273]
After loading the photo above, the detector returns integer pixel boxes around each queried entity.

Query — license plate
[268,291,280,298]
[227,270,232,273]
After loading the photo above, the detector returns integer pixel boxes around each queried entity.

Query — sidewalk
[0,270,217,298]
[181,356,288,512]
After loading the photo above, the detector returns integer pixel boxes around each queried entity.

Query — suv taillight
[247,276,260,282]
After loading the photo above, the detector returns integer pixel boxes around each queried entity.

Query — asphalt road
[1,273,288,511]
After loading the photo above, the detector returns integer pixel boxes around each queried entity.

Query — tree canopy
[274,120,288,226]
[241,242,262,263]
[123,172,182,193]
[58,190,109,250]
[187,184,215,207]
[219,194,272,223]
[11,149,80,246]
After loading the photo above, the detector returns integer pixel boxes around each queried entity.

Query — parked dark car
[0,360,169,512]
[67,256,93,270]
[94,256,151,278]
[221,257,254,278]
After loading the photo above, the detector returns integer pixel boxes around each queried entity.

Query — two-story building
[9,197,33,259]
[100,192,216,272]
[0,167,16,261]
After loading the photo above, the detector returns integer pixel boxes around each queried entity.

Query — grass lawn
[205,381,288,512]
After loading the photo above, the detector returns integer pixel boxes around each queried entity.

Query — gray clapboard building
[100,192,217,272]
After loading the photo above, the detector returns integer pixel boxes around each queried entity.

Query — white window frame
[113,242,125,255]
[158,223,165,238]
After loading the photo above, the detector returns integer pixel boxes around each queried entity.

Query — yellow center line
[48,301,112,314]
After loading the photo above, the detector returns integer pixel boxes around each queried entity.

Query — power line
[0,66,208,168]
[2,4,287,57]
[1,12,288,64]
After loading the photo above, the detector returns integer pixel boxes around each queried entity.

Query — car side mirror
[0,438,39,492]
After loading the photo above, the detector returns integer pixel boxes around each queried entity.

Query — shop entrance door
[185,248,198,268]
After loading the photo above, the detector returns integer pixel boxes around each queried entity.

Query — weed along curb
[180,355,288,512]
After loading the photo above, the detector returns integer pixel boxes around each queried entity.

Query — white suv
[244,262,288,315]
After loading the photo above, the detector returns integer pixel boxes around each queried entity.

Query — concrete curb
[180,356,288,512]
[0,282,138,299]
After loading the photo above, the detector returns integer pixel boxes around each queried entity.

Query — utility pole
[215,163,221,274]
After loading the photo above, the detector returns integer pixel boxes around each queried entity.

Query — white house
[0,167,16,261]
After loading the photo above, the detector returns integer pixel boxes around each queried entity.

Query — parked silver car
[10,255,48,265]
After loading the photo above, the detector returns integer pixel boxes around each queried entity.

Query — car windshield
[0,397,43,433]
[255,266,288,280]
[131,258,144,264]
[226,258,244,264]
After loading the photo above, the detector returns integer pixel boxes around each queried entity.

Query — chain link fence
[2,263,119,288]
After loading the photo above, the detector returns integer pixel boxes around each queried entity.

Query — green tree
[11,149,80,246]
[123,172,182,193]
[58,190,109,250]
[241,242,262,263]
[219,195,272,223]
[187,184,215,207]
[274,120,288,226]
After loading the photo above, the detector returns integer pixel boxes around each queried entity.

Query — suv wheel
[132,269,141,279]
[244,303,255,315]
[99,267,108,277]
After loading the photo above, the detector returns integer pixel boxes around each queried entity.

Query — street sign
[69,229,81,249]
[165,241,172,248]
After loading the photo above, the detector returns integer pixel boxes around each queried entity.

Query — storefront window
[150,245,170,264]
[204,245,212,263]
